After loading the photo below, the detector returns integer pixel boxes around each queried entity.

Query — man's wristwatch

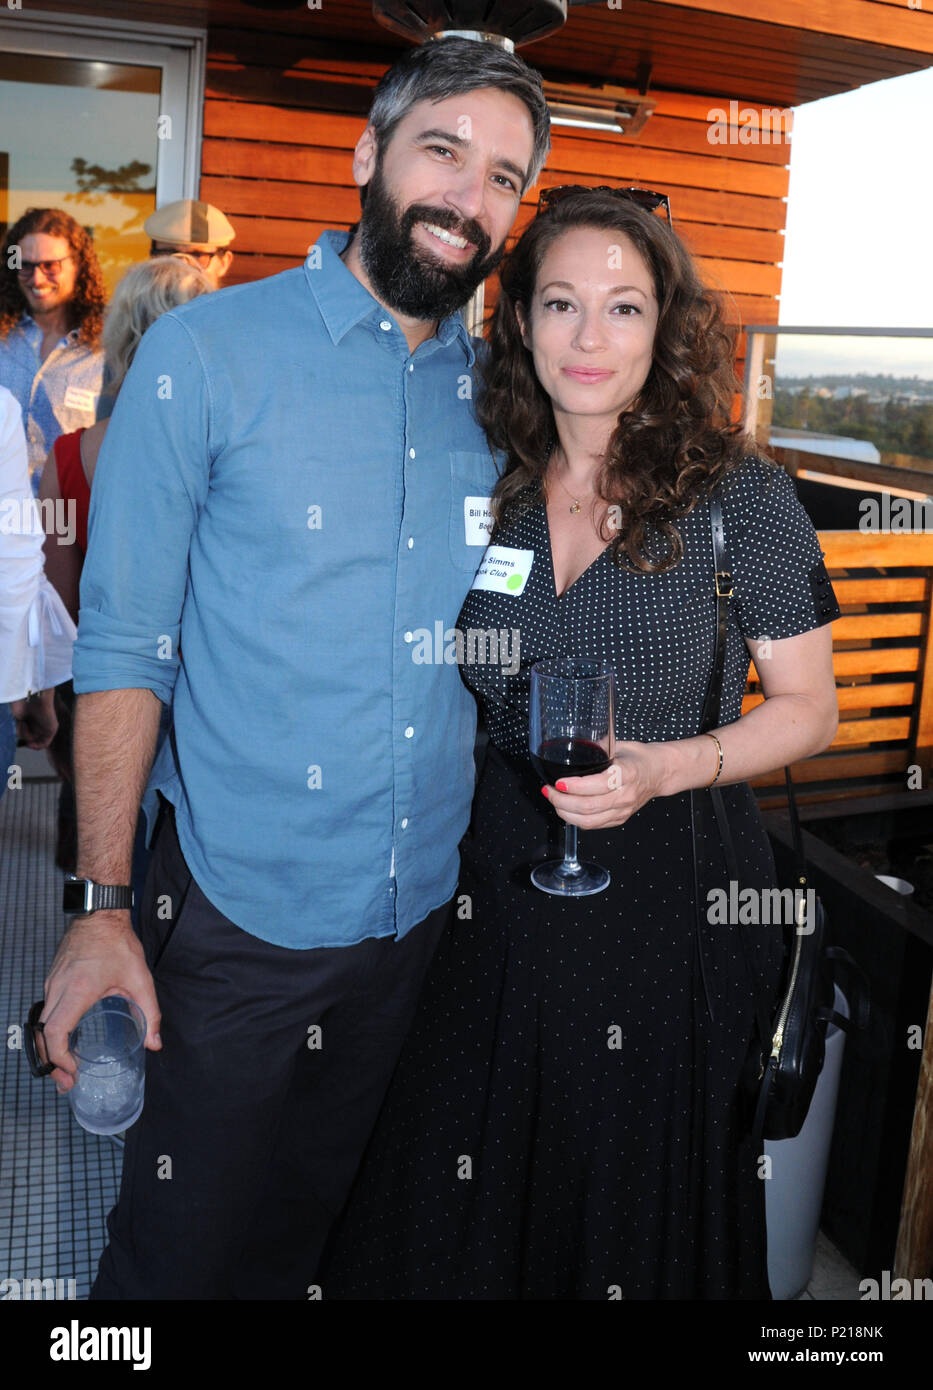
[63,875,134,915]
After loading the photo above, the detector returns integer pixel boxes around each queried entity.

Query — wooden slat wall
[201,34,788,336]
[747,530,933,809]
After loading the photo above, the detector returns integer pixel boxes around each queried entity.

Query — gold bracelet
[703,732,723,787]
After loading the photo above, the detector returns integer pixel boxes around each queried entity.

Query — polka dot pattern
[321,458,839,1300]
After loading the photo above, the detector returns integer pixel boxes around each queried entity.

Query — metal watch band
[91,884,134,912]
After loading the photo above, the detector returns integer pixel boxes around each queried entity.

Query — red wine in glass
[530,737,611,787]
[529,658,616,897]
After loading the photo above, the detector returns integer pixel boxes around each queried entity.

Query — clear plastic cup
[875,874,914,895]
[68,995,146,1136]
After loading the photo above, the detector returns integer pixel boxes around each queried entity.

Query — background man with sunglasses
[0,207,106,497]
[93,199,236,424]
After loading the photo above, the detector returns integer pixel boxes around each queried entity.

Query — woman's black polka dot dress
[321,456,841,1300]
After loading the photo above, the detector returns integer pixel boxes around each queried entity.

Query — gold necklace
[549,461,595,516]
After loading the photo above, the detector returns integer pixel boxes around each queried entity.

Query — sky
[776,65,933,379]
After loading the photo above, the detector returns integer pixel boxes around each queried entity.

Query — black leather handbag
[693,486,869,1147]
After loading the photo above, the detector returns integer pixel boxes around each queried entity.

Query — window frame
[0,8,206,204]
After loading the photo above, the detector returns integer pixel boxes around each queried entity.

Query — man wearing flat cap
[145,198,235,289]
[95,200,237,423]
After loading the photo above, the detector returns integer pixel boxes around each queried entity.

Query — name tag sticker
[464,496,494,545]
[471,546,533,596]
[63,385,97,414]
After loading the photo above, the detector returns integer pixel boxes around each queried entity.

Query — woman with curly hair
[0,207,107,490]
[321,188,840,1300]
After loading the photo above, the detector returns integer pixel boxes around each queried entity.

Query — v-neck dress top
[322,456,841,1301]
[459,454,839,753]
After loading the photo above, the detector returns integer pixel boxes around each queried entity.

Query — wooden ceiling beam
[647,0,933,55]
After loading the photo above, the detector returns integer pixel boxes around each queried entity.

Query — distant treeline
[772,388,932,459]
[778,373,933,395]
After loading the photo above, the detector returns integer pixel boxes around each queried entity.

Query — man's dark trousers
[89,796,452,1300]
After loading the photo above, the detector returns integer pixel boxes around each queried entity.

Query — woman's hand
[542,740,673,830]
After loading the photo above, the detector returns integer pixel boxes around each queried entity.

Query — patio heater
[372,1,568,47]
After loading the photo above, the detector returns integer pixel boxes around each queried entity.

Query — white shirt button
[401,817,409,830]
[408,362,414,372]
[379,320,391,331]
[404,726,414,738]
[404,630,413,642]
[407,537,414,549]
[409,447,416,459]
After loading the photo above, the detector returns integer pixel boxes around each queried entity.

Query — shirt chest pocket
[449,451,496,572]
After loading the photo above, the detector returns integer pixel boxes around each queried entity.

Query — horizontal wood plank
[743,682,918,714]
[832,613,926,640]
[832,578,929,604]
[695,257,782,296]
[835,682,918,710]
[820,531,933,567]
[749,750,908,786]
[830,716,914,747]
[834,649,921,676]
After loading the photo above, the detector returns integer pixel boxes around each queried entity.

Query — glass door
[0,12,204,294]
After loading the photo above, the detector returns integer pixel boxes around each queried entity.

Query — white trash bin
[764,984,849,1301]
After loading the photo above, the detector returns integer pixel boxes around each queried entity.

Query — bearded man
[36,37,550,1300]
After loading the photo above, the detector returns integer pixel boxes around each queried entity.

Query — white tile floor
[0,768,863,1300]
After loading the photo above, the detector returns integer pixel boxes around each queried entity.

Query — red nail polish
[541,786,549,798]
[555,781,568,793]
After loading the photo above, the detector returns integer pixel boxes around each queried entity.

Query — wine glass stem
[562,822,582,876]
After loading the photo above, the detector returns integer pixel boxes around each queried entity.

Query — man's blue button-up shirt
[0,316,104,488]
[72,230,500,948]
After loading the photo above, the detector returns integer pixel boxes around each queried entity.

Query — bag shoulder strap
[700,484,781,1054]
[699,488,731,736]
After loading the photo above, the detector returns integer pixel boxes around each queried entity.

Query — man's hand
[40,911,162,1092]
[10,688,58,749]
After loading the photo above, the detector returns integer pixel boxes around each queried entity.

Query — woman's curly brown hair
[0,207,107,347]
[478,189,755,573]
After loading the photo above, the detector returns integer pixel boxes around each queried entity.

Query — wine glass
[529,658,616,896]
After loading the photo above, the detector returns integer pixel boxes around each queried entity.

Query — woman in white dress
[0,385,76,800]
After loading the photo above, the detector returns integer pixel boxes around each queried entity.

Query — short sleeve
[723,457,841,641]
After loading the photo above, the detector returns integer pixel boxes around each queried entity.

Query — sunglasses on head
[538,185,672,227]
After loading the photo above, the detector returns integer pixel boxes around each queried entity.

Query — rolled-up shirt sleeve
[73,312,211,702]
